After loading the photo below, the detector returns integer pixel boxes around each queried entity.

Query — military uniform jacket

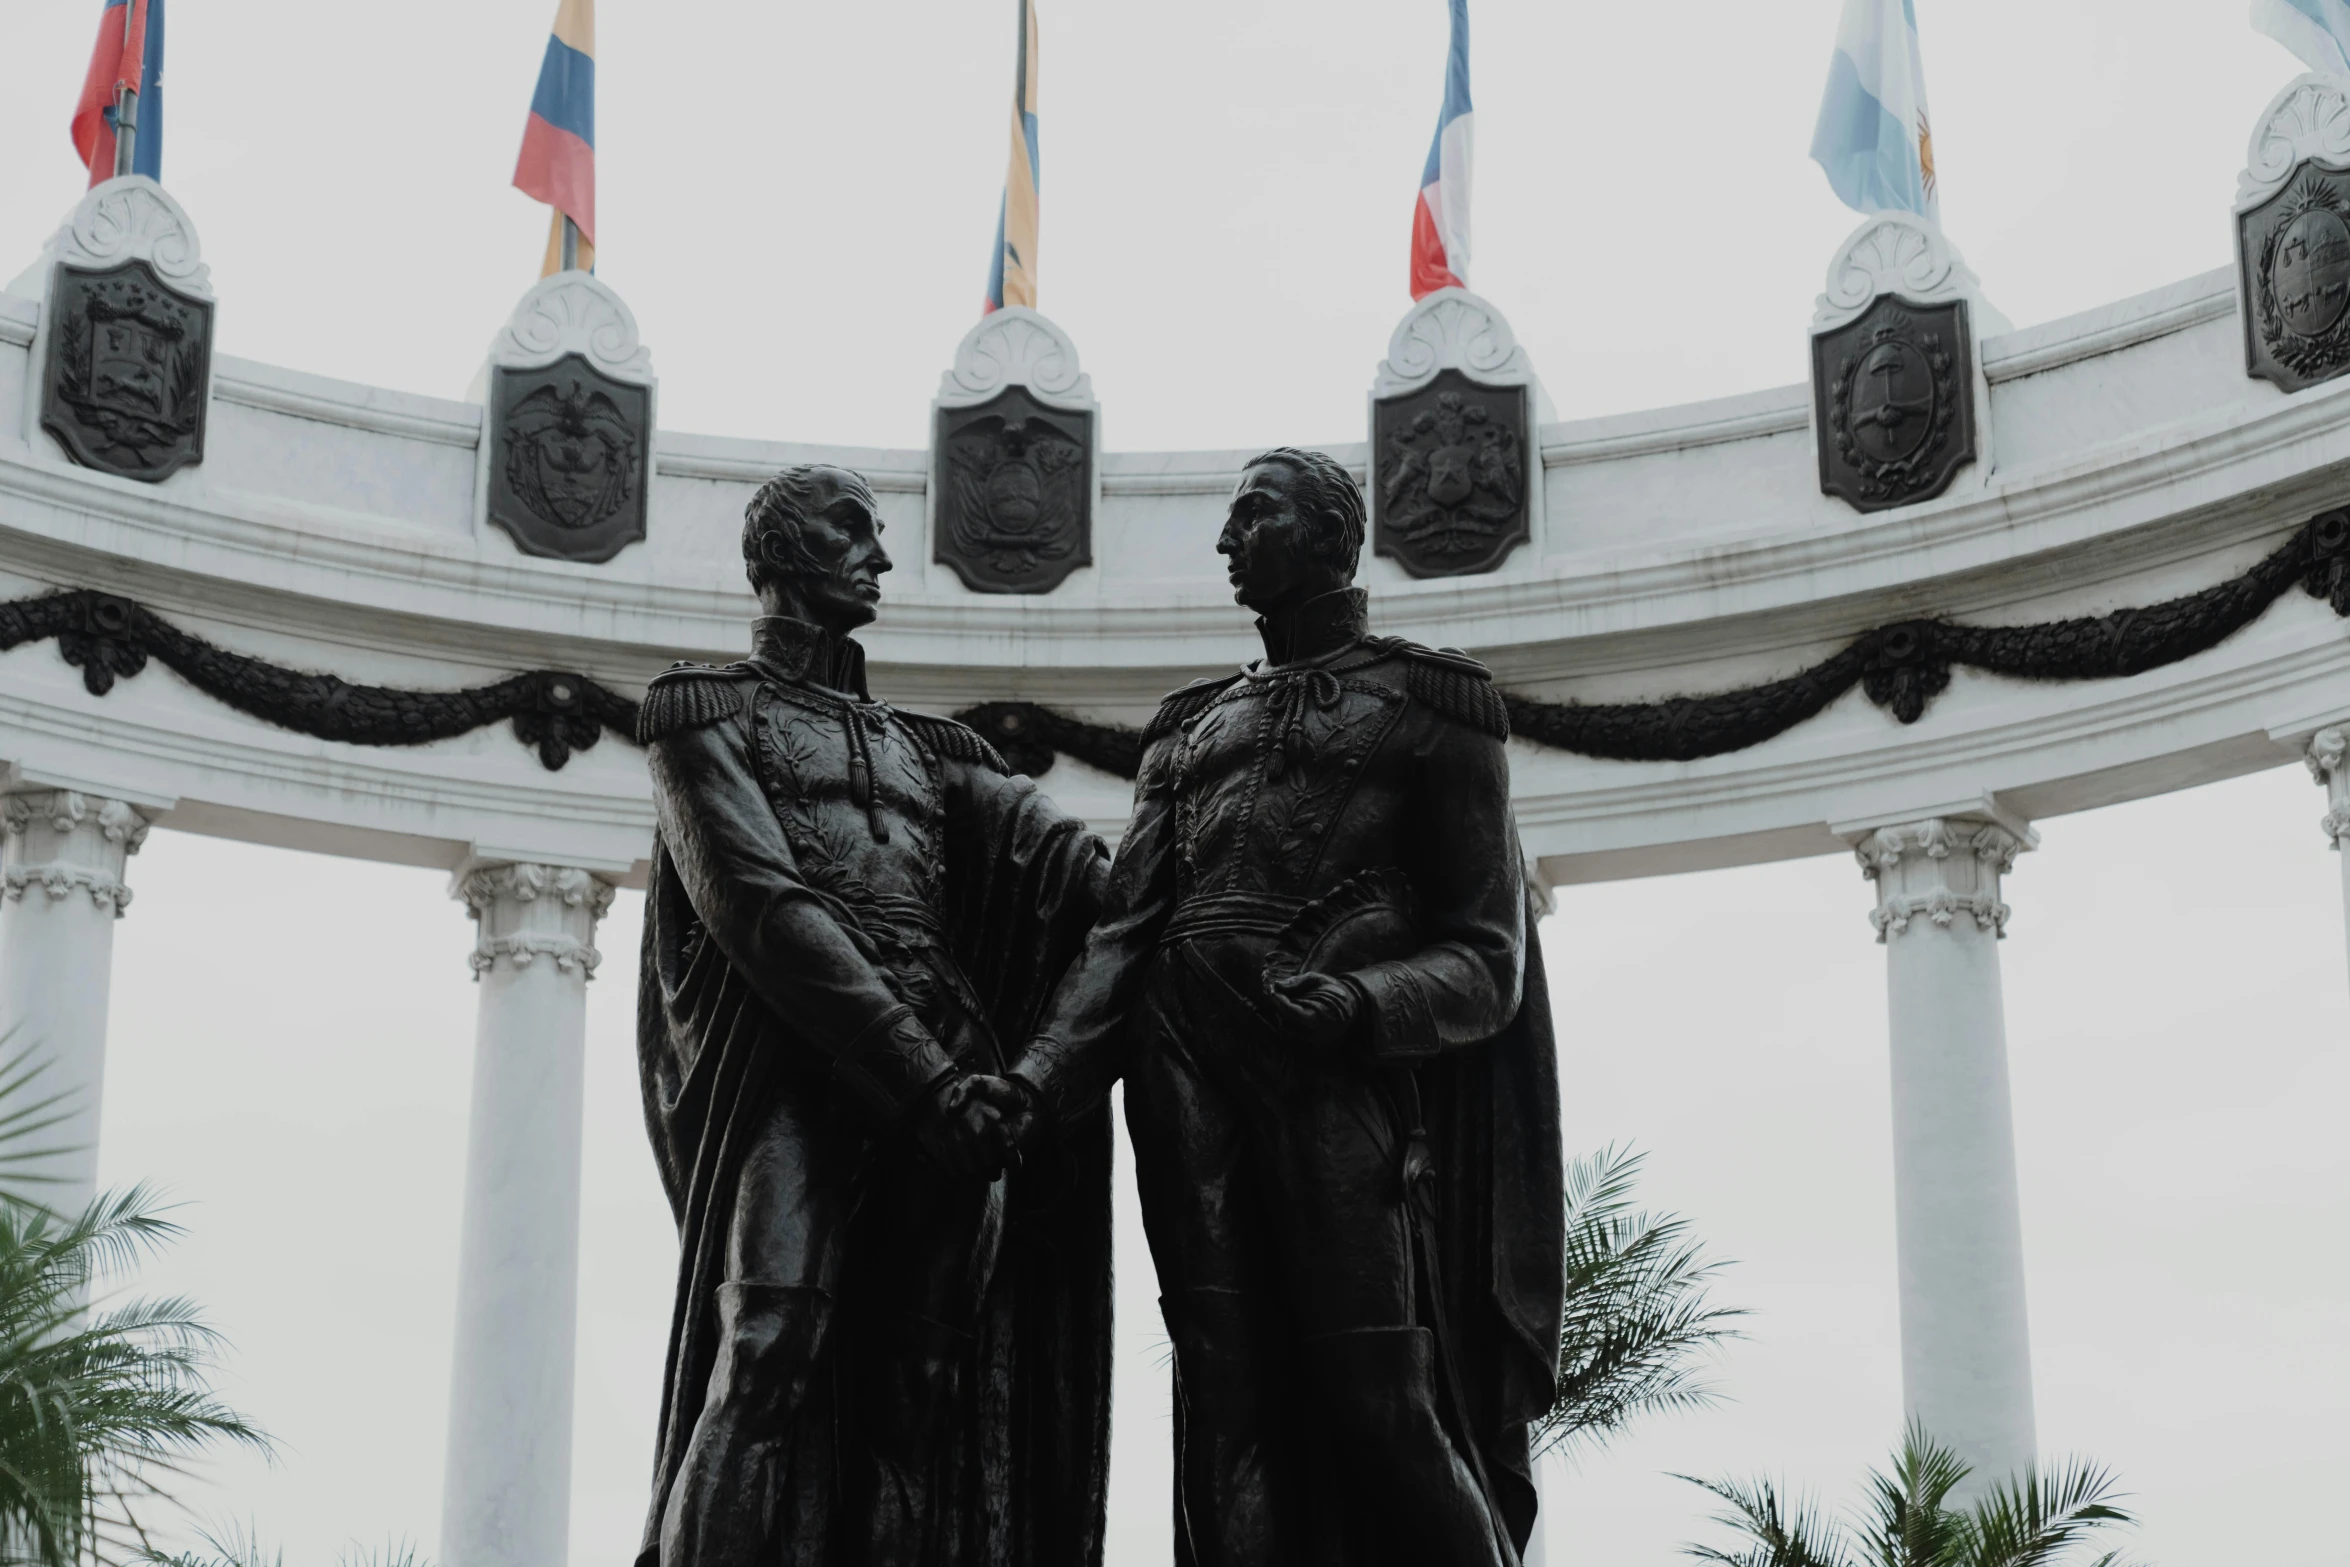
[1016,587,1526,1121]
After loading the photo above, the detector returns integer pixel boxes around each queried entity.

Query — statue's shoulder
[637,662,758,745]
[1144,671,1246,742]
[1368,639,1509,742]
[894,709,1011,775]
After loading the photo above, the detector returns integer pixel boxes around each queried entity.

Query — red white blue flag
[514,0,596,274]
[1410,0,1472,299]
[71,0,164,187]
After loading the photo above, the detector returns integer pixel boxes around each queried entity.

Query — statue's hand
[911,1075,1010,1182]
[963,1074,1043,1169]
[1262,971,1363,1050]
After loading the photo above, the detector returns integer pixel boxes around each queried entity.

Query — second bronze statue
[634,452,1564,1566]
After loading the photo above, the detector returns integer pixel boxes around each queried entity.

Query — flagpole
[561,216,579,271]
[112,90,137,177]
[111,2,137,178]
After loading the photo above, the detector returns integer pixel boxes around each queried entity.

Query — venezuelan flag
[514,0,595,275]
[70,0,164,188]
[983,0,1040,313]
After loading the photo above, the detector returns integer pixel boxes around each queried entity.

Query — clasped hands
[912,971,1361,1179]
[911,1072,1042,1181]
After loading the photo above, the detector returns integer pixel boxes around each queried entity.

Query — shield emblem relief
[487,353,652,564]
[1372,369,1531,578]
[2240,161,2350,393]
[1812,294,1976,513]
[40,258,213,483]
[933,385,1094,594]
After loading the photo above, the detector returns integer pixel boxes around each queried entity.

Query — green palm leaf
[1684,1425,2139,1567]
[1536,1145,1747,1458]
[0,1043,270,1566]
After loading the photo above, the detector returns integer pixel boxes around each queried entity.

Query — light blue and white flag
[2252,0,2350,75]
[1810,0,1938,221]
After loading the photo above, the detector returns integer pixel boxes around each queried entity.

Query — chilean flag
[1410,0,1472,300]
[514,0,595,272]
[71,0,164,188]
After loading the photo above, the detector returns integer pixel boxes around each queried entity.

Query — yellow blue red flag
[983,0,1040,313]
[515,0,596,274]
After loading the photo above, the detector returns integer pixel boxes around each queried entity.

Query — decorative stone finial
[937,307,1093,410]
[1373,287,1539,400]
[2240,73,2350,210]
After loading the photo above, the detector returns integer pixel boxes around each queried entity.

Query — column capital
[2306,727,2350,848]
[1853,814,2038,943]
[453,860,618,979]
[1,790,152,917]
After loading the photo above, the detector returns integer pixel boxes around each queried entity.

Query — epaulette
[897,710,1010,774]
[637,663,754,744]
[1393,643,1510,741]
[1144,672,1245,742]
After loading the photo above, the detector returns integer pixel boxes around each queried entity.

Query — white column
[0,790,149,1210]
[2306,729,2350,984]
[440,861,615,1567]
[1854,813,2038,1492]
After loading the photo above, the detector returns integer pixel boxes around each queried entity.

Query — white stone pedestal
[439,861,614,1567]
[1854,812,2039,1493]
[0,790,150,1210]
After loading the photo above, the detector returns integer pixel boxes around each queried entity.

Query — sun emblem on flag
[1917,111,1937,201]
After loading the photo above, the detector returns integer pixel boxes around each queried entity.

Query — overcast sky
[1,2,2346,1566]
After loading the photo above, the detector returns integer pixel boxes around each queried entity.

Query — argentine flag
[2253,0,2350,75]
[1811,0,1938,222]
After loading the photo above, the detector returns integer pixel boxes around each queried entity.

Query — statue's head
[742,464,892,633]
[1218,447,1364,613]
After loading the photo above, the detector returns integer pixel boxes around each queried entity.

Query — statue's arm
[1347,718,1527,1059]
[1007,738,1182,1124]
[648,719,958,1122]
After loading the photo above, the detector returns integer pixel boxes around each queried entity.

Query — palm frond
[1676,1472,1850,1567]
[1687,1427,2141,1567]
[1960,1456,2134,1567]
[1537,1145,1747,1458]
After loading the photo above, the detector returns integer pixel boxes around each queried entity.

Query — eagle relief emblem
[934,386,1092,594]
[1811,294,1975,513]
[2241,163,2350,393]
[487,353,651,564]
[1372,372,1529,577]
[40,259,213,483]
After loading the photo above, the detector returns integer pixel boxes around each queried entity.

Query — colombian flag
[983,0,1040,313]
[71,0,164,188]
[514,0,595,275]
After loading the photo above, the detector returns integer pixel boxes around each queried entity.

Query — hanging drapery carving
[3,508,2344,775]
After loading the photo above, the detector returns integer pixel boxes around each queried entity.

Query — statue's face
[1218,460,1336,610]
[783,477,893,631]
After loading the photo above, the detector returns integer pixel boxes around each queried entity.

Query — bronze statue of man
[634,463,1112,1567]
[1000,448,1566,1565]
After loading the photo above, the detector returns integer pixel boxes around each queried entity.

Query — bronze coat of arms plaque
[487,353,651,564]
[40,258,213,483]
[934,386,1093,594]
[1812,295,1976,513]
[1372,370,1530,578]
[2240,161,2350,393]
